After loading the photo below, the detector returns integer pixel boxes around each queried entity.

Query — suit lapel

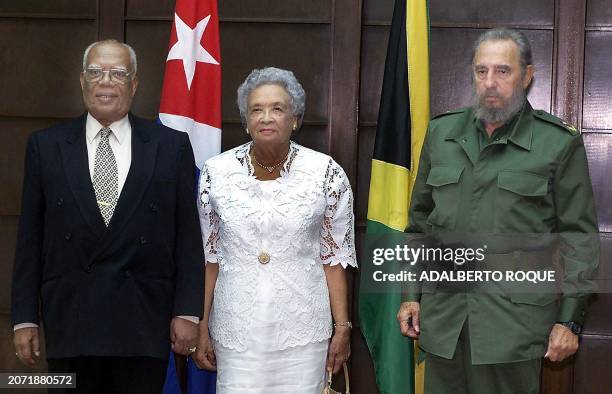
[93,114,158,257]
[60,115,107,238]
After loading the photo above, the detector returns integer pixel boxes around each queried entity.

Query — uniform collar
[445,101,533,152]
[506,101,533,151]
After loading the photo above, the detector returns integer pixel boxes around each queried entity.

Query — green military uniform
[407,101,599,393]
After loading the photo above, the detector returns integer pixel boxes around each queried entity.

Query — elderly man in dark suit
[11,39,204,394]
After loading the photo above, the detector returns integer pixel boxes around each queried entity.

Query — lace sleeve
[198,165,220,264]
[319,159,357,268]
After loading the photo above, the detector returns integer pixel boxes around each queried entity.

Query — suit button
[149,203,158,212]
[64,232,72,241]
[140,236,147,245]
[124,270,131,278]
[57,198,64,207]
[85,266,92,273]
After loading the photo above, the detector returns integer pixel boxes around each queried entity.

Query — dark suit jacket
[11,113,204,360]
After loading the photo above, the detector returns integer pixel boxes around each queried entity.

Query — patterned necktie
[92,127,118,226]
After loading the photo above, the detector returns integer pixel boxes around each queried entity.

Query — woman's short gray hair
[82,39,138,73]
[237,67,306,127]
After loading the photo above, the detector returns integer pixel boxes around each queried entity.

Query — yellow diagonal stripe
[407,0,430,181]
[367,159,411,231]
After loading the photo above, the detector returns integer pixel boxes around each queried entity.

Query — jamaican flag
[358,0,430,393]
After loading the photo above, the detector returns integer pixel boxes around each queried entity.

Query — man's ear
[131,76,139,97]
[523,64,535,89]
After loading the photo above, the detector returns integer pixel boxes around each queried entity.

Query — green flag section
[359,0,430,393]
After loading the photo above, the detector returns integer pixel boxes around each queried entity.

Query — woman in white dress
[193,67,357,393]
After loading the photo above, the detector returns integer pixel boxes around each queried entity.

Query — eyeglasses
[83,67,134,84]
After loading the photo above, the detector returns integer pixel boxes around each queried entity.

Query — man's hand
[545,323,579,362]
[326,327,351,374]
[397,302,420,338]
[193,326,217,371]
[14,327,40,367]
[170,317,198,356]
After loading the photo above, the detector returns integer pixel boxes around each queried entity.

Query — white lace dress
[198,141,357,393]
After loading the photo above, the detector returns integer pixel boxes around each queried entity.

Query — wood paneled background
[0,1,610,393]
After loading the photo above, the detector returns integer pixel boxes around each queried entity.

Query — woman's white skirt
[213,272,328,394]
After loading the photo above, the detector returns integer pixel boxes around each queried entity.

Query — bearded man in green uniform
[396,28,599,394]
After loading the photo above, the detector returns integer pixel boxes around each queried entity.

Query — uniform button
[140,236,147,245]
[57,198,64,206]
[64,232,72,241]
[461,138,467,143]
[85,266,92,273]
[149,203,158,212]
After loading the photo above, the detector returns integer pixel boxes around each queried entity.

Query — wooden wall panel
[0,19,95,117]
[356,127,375,225]
[0,1,95,16]
[219,23,331,124]
[573,335,612,394]
[0,216,18,313]
[584,133,612,232]
[586,0,612,27]
[363,0,393,24]
[429,0,553,26]
[582,32,612,130]
[429,28,553,116]
[125,20,173,119]
[126,0,174,18]
[359,26,388,125]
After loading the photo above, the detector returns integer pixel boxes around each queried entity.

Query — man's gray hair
[82,39,138,73]
[473,28,533,73]
[237,67,306,127]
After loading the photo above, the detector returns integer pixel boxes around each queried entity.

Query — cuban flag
[161,0,220,393]
[159,0,221,169]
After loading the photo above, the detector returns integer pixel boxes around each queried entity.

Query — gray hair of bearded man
[82,39,138,73]
[236,67,306,128]
[472,28,533,76]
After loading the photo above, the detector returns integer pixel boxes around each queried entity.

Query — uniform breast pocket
[425,166,464,230]
[495,170,551,232]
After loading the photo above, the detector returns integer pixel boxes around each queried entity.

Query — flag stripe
[406,0,430,180]
[366,159,410,231]
[372,0,410,169]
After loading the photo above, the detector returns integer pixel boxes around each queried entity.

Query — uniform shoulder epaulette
[431,107,468,120]
[532,109,579,135]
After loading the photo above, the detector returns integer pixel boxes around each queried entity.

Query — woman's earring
[246,128,250,134]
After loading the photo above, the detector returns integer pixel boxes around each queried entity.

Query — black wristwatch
[558,321,582,335]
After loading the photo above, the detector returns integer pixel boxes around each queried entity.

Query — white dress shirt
[14,114,198,331]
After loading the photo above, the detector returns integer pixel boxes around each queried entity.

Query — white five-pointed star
[167,13,219,90]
